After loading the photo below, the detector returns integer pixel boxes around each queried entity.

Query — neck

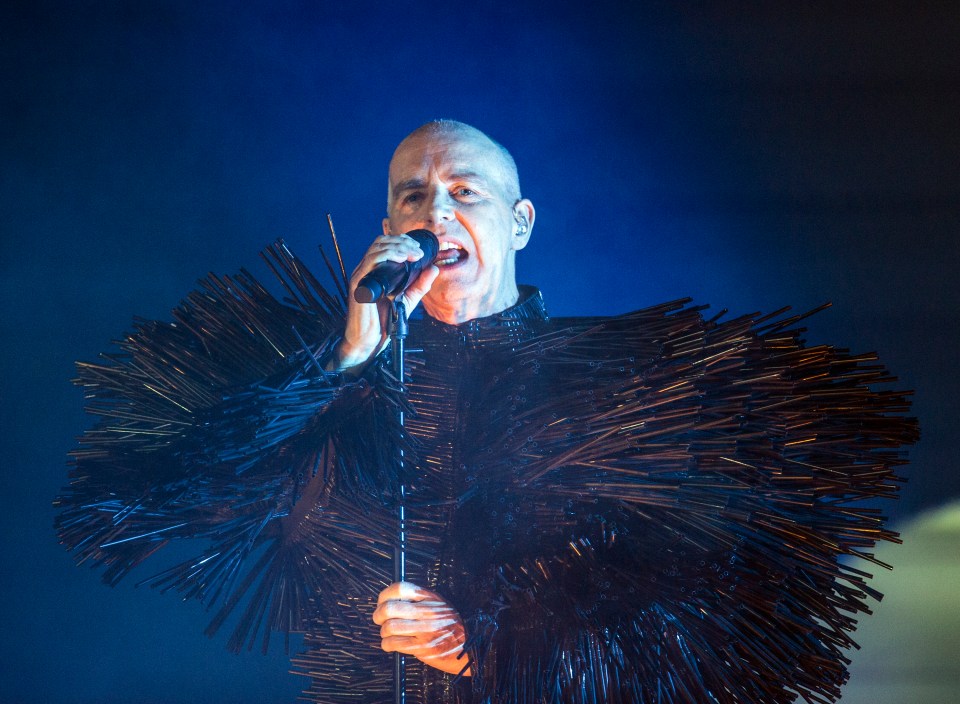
[422,283,520,324]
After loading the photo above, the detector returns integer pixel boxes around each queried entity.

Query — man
[57,120,917,703]
[337,119,535,362]
[337,121,536,678]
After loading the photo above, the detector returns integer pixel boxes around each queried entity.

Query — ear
[511,199,535,251]
[382,218,391,236]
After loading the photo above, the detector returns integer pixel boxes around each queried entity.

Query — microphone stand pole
[390,298,408,704]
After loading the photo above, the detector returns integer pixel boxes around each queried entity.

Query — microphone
[354,229,440,304]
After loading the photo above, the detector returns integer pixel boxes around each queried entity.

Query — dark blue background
[2,2,957,702]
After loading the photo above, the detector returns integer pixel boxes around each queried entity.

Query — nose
[425,188,455,227]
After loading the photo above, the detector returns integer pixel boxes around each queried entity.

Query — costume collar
[414,286,549,349]
[420,285,548,331]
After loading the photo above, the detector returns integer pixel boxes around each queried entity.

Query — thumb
[398,264,439,312]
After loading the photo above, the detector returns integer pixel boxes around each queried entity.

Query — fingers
[351,235,438,310]
[380,632,464,657]
[335,235,432,371]
[372,582,462,649]
[397,263,439,312]
[379,616,458,638]
[373,583,454,624]
[378,613,465,658]
[373,600,454,622]
[376,580,436,605]
[371,582,471,676]
[349,234,425,288]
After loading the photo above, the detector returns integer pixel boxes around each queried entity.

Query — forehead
[389,132,511,191]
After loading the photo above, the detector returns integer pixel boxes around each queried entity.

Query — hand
[372,581,471,677]
[331,234,440,372]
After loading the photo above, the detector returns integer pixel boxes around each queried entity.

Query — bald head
[387,120,522,209]
[380,120,536,324]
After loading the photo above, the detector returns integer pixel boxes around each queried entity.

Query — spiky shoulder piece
[55,242,408,652]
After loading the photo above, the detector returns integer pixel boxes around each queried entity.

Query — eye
[453,187,481,202]
[402,192,423,206]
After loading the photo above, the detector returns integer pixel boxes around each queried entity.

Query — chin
[432,269,475,293]
[426,283,470,304]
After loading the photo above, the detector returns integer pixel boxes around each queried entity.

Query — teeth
[439,241,462,251]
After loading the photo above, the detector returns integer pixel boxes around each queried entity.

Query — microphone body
[354,230,439,304]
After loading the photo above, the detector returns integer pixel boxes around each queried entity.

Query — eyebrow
[391,171,491,200]
[392,178,426,199]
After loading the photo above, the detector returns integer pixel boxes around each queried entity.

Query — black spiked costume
[56,242,918,703]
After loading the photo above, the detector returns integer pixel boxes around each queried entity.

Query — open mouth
[436,241,467,267]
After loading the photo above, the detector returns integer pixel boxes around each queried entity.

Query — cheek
[388,214,416,234]
[458,213,514,258]
[453,210,472,233]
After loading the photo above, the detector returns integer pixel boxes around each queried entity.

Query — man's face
[383,130,531,322]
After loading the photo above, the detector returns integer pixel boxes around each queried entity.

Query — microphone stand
[390,298,409,704]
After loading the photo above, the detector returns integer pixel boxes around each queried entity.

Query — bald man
[335,121,536,368]
[59,120,917,704]
[333,121,536,676]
